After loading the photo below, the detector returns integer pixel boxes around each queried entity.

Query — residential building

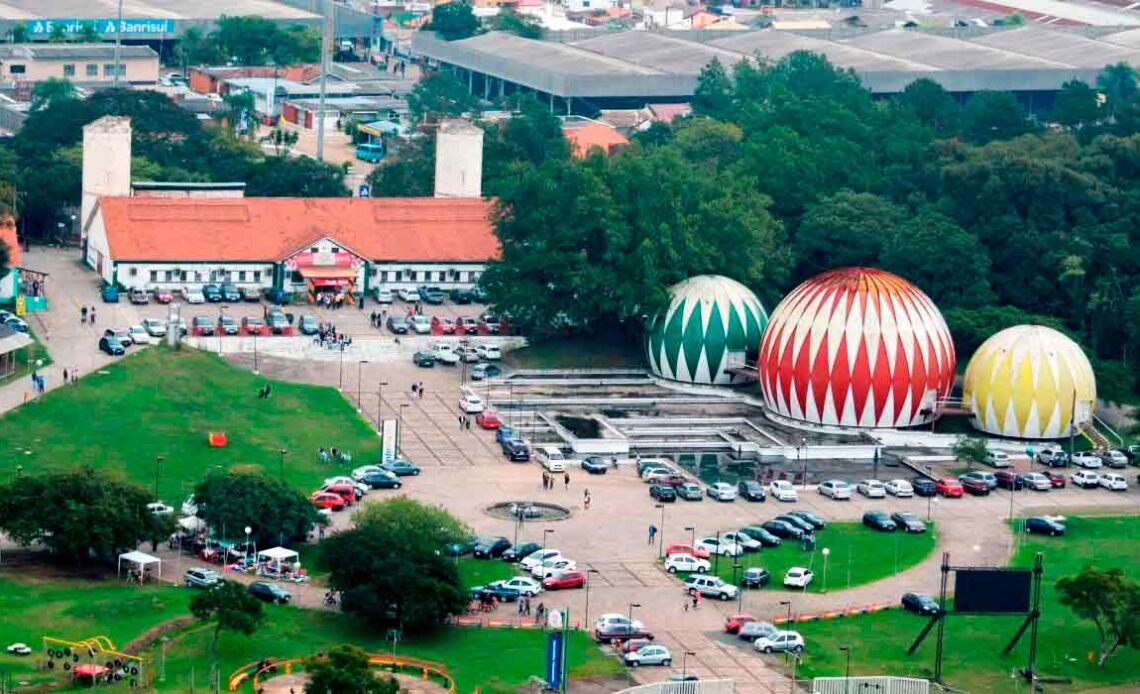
[0,44,158,86]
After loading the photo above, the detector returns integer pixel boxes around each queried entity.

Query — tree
[944,305,1070,360]
[898,78,960,137]
[304,645,400,694]
[484,10,543,39]
[275,25,322,64]
[77,21,99,43]
[692,59,733,120]
[1053,80,1100,130]
[962,91,1032,144]
[7,25,27,43]
[323,498,470,633]
[177,26,224,67]
[189,581,265,688]
[29,78,75,113]
[0,469,168,564]
[951,436,989,469]
[428,2,480,41]
[192,472,321,548]
[367,135,435,197]
[213,15,282,65]
[260,127,299,157]
[1097,63,1139,116]
[245,155,350,197]
[794,191,904,280]
[48,23,66,43]
[878,210,993,309]
[407,72,476,122]
[1057,567,1140,666]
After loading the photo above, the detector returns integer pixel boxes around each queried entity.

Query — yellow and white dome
[962,325,1096,439]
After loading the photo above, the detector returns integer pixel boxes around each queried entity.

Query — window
[103,63,125,77]
[253,271,261,283]
[9,65,25,75]
[379,271,388,282]
[331,246,340,253]
[180,271,188,281]
[86,63,98,77]
[165,271,174,282]
[63,64,75,77]
[238,271,247,282]
[310,247,318,253]
[290,271,303,283]
[407,270,417,282]
[128,268,138,277]
[437,271,446,282]
[194,271,202,282]
[149,270,158,282]
[393,271,402,282]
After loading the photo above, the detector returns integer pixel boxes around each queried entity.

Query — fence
[615,678,735,694]
[812,676,930,694]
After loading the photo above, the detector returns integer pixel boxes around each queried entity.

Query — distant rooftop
[0,43,157,61]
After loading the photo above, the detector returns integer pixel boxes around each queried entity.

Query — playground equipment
[227,653,455,692]
[43,635,147,686]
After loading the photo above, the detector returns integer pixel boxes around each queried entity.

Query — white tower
[81,116,132,243]
[434,119,483,199]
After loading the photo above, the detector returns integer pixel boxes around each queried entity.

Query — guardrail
[614,678,735,694]
[226,654,455,692]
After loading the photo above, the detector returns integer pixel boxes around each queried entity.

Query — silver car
[738,620,778,642]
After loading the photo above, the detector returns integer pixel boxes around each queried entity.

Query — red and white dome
[759,268,956,428]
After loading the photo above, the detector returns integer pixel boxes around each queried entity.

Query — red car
[618,638,654,654]
[241,317,268,336]
[311,492,345,511]
[665,542,710,559]
[320,483,358,506]
[431,316,456,334]
[543,570,586,590]
[724,613,756,634]
[476,410,501,429]
[1044,471,1067,488]
[935,477,964,498]
[154,288,174,303]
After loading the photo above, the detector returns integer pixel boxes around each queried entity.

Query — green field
[796,516,1140,692]
[0,347,380,501]
[457,557,518,589]
[675,521,937,594]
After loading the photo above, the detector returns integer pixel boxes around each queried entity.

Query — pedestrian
[648,524,657,544]
[411,383,418,396]
[459,414,464,430]
[693,591,701,610]
[80,306,88,323]
[524,596,531,616]
[418,382,425,398]
[563,472,570,490]
[465,417,471,430]
[517,599,525,617]
[89,307,96,324]
[542,471,549,489]
[71,369,77,384]
[583,489,590,510]
[62,368,68,383]
[370,311,377,326]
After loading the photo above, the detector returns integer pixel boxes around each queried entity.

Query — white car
[720,531,761,552]
[856,479,886,498]
[817,479,852,500]
[490,576,542,597]
[695,536,742,557]
[397,287,420,302]
[595,613,644,632]
[985,451,1011,468]
[769,480,799,502]
[1072,452,1103,469]
[459,393,486,414]
[181,286,205,303]
[1071,470,1101,488]
[664,553,710,574]
[684,574,738,600]
[432,343,461,365]
[324,476,370,496]
[128,325,151,345]
[520,549,562,570]
[375,287,393,304]
[753,630,805,654]
[530,557,577,578]
[783,566,814,589]
[1099,473,1128,491]
[885,479,914,497]
[351,465,383,481]
[1020,472,1053,491]
[458,346,480,363]
[142,317,168,337]
[624,644,672,667]
[407,315,431,334]
[706,482,737,501]
[643,468,677,484]
[6,643,32,656]
[475,344,502,360]
[146,501,174,515]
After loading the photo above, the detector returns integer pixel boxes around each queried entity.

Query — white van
[538,446,566,472]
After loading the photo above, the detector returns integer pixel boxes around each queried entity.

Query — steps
[1079,421,1113,449]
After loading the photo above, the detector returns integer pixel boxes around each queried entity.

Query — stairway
[1079,421,1113,450]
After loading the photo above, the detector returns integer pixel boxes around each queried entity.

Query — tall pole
[338,347,345,390]
[113,0,124,88]
[356,360,368,411]
[154,455,164,499]
[655,503,665,558]
[315,0,334,162]
[1068,388,1077,455]
[584,569,598,632]
[377,381,388,429]
[278,449,286,481]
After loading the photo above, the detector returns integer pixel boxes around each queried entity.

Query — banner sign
[27,18,175,36]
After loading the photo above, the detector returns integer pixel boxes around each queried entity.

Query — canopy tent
[258,547,299,563]
[255,546,304,580]
[178,516,206,533]
[117,550,161,581]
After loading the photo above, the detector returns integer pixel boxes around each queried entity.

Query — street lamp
[732,561,743,612]
[627,603,641,632]
[153,455,165,500]
[542,528,554,551]
[925,466,934,522]
[684,525,695,549]
[778,600,793,665]
[252,332,259,375]
[583,568,599,631]
[822,547,831,593]
[398,404,409,454]
[356,359,369,411]
[840,645,853,693]
[681,650,696,678]
[278,448,287,481]
[713,530,722,573]
[653,503,666,558]
[244,526,252,565]
[338,345,346,390]
[376,380,389,429]
[800,436,808,489]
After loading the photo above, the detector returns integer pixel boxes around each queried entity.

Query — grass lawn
[675,521,937,595]
[506,335,643,370]
[0,347,380,501]
[152,606,623,692]
[795,516,1140,691]
[457,557,518,589]
[0,571,190,688]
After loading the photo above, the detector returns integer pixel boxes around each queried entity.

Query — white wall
[367,263,484,289]
[81,117,131,242]
[84,209,114,285]
[434,120,483,198]
[117,263,275,290]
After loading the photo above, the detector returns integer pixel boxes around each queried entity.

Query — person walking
[563,472,570,490]
[692,591,701,610]
[418,383,425,399]
[458,414,464,430]
[80,306,88,324]
[63,368,68,383]
[89,307,96,324]
[583,489,591,510]
[648,524,657,545]
[542,471,549,490]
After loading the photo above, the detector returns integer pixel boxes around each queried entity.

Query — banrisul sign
[27,18,175,36]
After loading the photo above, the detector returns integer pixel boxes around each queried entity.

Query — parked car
[1100,472,1129,491]
[683,574,738,600]
[595,613,645,633]
[787,511,826,530]
[128,325,151,345]
[774,514,814,533]
[934,478,964,497]
[862,511,897,532]
[469,583,520,603]
[191,316,215,336]
[531,562,579,582]
[885,479,914,497]
[128,287,149,304]
[1071,470,1101,488]
[489,576,543,597]
[181,286,206,304]
[472,537,512,559]
[769,480,799,502]
[387,316,408,334]
[310,492,345,511]
[994,470,1025,490]
[248,581,291,604]
[1037,449,1069,468]
[265,309,289,334]
[857,479,887,498]
[470,363,502,380]
[738,480,766,501]
[381,459,421,476]
[738,620,778,642]
[581,456,610,474]
[1072,452,1103,469]
[449,288,474,304]
[753,631,804,654]
[1102,450,1129,469]
[459,393,486,414]
[762,520,803,539]
[220,283,241,302]
[141,317,167,337]
[664,543,710,559]
[1044,470,1067,488]
[958,474,991,496]
[818,480,853,500]
[298,314,319,335]
[457,316,480,335]
[782,567,814,589]
[475,410,502,429]
[502,542,542,563]
[412,351,436,367]
[544,570,586,590]
[217,315,239,335]
[890,511,926,533]
[152,287,174,303]
[103,328,131,350]
[1025,516,1066,536]
[520,549,562,570]
[724,613,756,634]
[184,567,222,588]
[624,645,672,667]
[360,471,402,489]
[984,451,1011,468]
[706,482,737,501]
[595,624,654,644]
[912,477,938,497]
[739,526,782,548]
[375,287,393,304]
[901,592,941,616]
[241,316,267,335]
[664,554,710,574]
[720,531,762,552]
[202,284,223,302]
[741,567,771,589]
[431,342,461,365]
[962,471,998,489]
[649,484,677,502]
[407,315,431,334]
[695,536,742,557]
[503,439,531,462]
[240,286,261,302]
[676,482,704,501]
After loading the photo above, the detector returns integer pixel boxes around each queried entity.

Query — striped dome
[645,275,767,385]
[759,267,956,428]
[963,325,1096,439]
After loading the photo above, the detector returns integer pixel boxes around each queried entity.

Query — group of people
[317,447,353,465]
[79,305,97,324]
[541,471,570,491]
[316,292,350,309]
[368,310,388,328]
[410,382,426,398]
[29,371,45,394]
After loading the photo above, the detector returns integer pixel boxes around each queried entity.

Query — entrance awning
[298,266,357,279]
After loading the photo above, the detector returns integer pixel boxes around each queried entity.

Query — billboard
[380,419,398,463]
[545,632,564,690]
[27,18,175,36]
[954,568,1032,614]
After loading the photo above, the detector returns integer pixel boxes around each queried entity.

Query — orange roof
[564,122,629,159]
[0,215,19,268]
[97,197,499,263]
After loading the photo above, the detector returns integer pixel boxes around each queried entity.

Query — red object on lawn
[72,664,109,678]
[208,432,228,447]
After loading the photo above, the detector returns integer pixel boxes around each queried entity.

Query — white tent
[257,546,299,573]
[118,550,161,581]
[178,516,206,533]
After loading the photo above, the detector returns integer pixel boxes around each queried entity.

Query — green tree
[898,78,960,137]
[367,135,435,197]
[0,469,168,564]
[260,126,299,157]
[7,25,27,43]
[192,472,321,548]
[1057,567,1140,666]
[879,210,993,308]
[245,155,350,197]
[951,436,989,470]
[692,59,733,120]
[428,2,480,40]
[1053,80,1100,130]
[407,72,476,122]
[1097,63,1139,116]
[29,78,76,112]
[323,498,470,633]
[275,25,321,64]
[214,15,280,65]
[304,645,400,694]
[962,91,1032,144]
[77,21,99,43]
[177,26,224,67]
[944,305,1070,360]
[484,10,543,38]
[189,581,265,688]
[48,23,66,43]
[794,191,904,280]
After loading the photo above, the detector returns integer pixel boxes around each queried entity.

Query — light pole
[584,568,599,631]
[356,359,369,411]
[252,332,259,375]
[338,346,346,390]
[627,602,641,632]
[778,600,792,665]
[822,547,831,593]
[732,561,743,612]
[925,466,934,522]
[398,404,409,455]
[278,448,287,481]
[800,436,808,489]
[244,526,252,566]
[376,380,388,429]
[840,645,852,692]
[542,528,554,551]
[1008,475,1017,521]
[684,525,695,549]
[654,503,666,558]
[681,650,696,678]
[713,530,722,574]
[153,455,165,500]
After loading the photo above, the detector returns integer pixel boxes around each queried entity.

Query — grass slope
[0,348,379,501]
[796,516,1140,691]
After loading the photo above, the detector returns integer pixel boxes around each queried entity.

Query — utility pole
[316,0,334,162]
[113,0,124,87]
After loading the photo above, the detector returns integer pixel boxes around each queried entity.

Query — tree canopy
[427,2,480,41]
[193,471,320,548]
[304,645,400,694]
[189,581,265,687]
[179,16,319,66]
[1057,567,1140,666]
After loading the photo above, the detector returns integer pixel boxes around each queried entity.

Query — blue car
[495,425,517,445]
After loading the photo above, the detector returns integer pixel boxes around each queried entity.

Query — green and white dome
[645,275,768,385]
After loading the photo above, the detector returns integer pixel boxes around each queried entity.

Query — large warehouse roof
[414,26,1129,98]
[0,0,317,21]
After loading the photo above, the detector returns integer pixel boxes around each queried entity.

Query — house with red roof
[0,214,20,303]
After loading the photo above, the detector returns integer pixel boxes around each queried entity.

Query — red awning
[311,278,350,287]
[299,266,356,279]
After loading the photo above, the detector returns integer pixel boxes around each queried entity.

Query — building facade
[0,44,158,86]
